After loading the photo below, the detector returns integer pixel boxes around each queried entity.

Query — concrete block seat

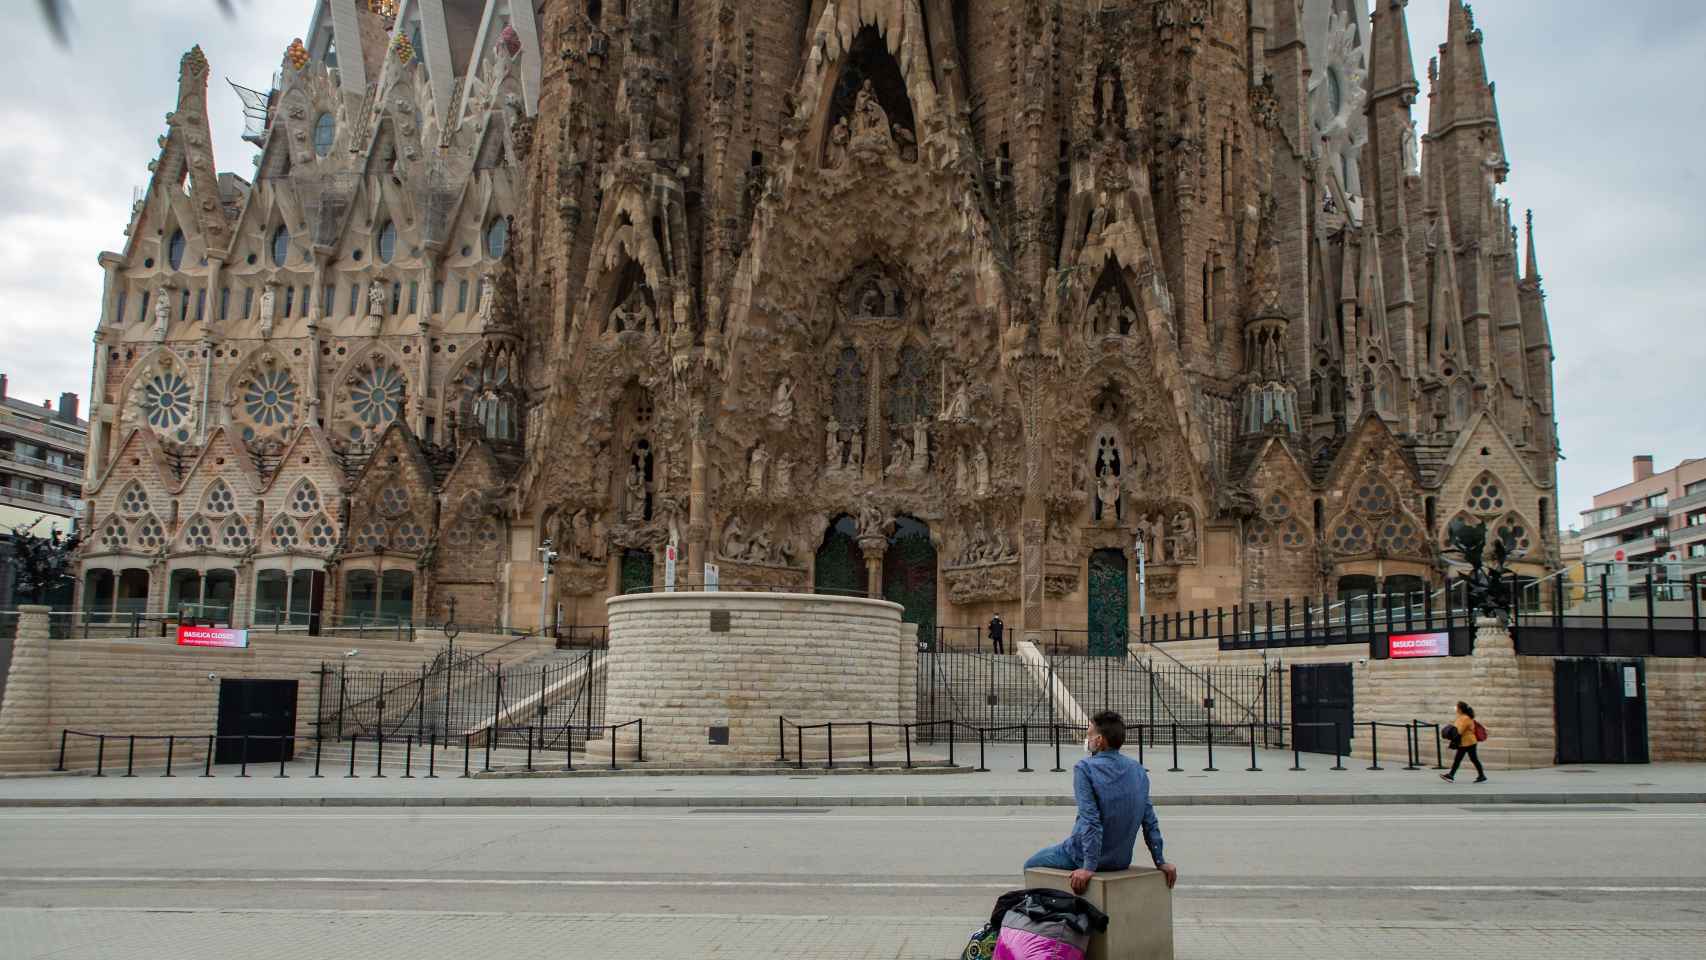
[1022,867,1173,960]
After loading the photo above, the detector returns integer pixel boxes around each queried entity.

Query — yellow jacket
[1454,715,1478,748]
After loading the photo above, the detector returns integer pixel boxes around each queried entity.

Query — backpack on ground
[963,888,1109,960]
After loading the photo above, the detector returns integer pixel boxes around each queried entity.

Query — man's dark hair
[1091,710,1126,750]
[1457,701,1474,719]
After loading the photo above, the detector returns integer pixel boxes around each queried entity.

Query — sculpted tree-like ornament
[1443,517,1518,618]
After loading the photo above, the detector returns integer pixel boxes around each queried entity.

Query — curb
[0,792,1700,809]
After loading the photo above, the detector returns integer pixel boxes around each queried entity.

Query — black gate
[1554,659,1648,764]
[215,679,298,763]
[1291,663,1353,755]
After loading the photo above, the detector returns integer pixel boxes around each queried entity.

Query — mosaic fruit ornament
[498,24,521,57]
[393,33,415,65]
[286,38,309,71]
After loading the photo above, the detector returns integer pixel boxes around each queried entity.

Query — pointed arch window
[1465,473,1506,514]
[119,482,151,516]
[288,480,322,517]
[312,113,336,157]
[485,217,508,259]
[271,226,291,267]
[168,230,186,271]
[99,517,130,550]
[135,514,166,551]
[377,220,397,263]
[270,515,300,551]
[219,516,253,551]
[203,480,236,516]
[305,514,338,552]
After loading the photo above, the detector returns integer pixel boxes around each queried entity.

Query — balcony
[0,409,86,449]
[1668,487,1706,516]
[1671,523,1706,548]
[0,447,83,480]
[1585,532,1670,566]
[1579,504,1666,540]
[0,486,80,514]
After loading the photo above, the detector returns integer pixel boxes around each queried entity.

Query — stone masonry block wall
[0,617,541,772]
[1646,659,1706,762]
[606,592,907,762]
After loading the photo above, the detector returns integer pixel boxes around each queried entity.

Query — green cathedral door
[619,548,654,594]
[813,516,863,596]
[883,517,937,651]
[1087,548,1129,656]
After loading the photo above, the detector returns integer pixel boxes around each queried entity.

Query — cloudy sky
[1,1,1701,528]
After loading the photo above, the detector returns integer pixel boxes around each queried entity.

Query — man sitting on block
[1024,710,1178,895]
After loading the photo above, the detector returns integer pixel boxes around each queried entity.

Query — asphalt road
[3,803,1704,929]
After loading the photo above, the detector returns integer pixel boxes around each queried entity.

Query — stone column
[859,536,887,600]
[0,606,55,772]
[1013,344,1053,636]
[688,405,710,577]
[1468,616,1554,769]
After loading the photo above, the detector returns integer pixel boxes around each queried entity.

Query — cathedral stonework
[77,1,1558,646]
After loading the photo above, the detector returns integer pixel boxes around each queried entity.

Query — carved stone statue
[973,445,990,495]
[826,418,842,468]
[1096,471,1121,524]
[721,515,747,559]
[770,378,795,420]
[954,448,968,495]
[857,504,889,541]
[1171,510,1197,561]
[570,509,593,561]
[257,284,277,339]
[852,79,891,141]
[1401,119,1419,175]
[368,278,387,317]
[909,420,929,475]
[625,460,646,521]
[153,287,171,341]
[827,116,850,168]
[774,457,794,496]
[942,381,972,421]
[886,436,910,477]
[747,444,770,495]
[477,275,496,329]
[849,427,864,469]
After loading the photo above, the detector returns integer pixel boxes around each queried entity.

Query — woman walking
[1441,701,1487,783]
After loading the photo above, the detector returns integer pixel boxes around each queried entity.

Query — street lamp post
[537,539,559,637]
[1134,535,1147,640]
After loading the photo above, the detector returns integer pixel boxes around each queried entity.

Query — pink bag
[994,928,1086,960]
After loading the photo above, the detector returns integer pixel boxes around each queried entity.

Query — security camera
[207,673,217,681]
[1357,658,1369,666]
[344,649,359,658]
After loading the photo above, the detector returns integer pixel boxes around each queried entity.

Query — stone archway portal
[882,517,937,652]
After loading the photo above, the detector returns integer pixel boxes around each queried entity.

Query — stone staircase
[915,652,1078,741]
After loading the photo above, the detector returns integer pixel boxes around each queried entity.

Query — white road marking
[1,875,1701,894]
[0,811,1700,824]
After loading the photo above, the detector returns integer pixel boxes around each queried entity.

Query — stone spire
[1368,0,1419,105]
[1523,208,1542,290]
[1429,0,1509,221]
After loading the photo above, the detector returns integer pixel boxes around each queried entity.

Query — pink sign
[177,625,249,649]
[1389,631,1450,659]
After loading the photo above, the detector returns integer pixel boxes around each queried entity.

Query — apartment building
[1578,455,1706,582]
[0,374,87,535]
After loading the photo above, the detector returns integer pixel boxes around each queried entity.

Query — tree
[7,525,82,606]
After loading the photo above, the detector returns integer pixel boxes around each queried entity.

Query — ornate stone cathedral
[76,0,1558,648]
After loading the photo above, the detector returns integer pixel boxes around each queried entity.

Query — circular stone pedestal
[605,591,911,762]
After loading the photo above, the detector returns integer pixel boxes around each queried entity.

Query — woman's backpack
[1473,721,1489,743]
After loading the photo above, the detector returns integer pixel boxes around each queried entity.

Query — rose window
[220,518,253,551]
[120,484,150,515]
[378,485,411,517]
[142,372,193,431]
[99,520,129,549]
[1467,477,1505,513]
[289,482,321,516]
[350,363,406,429]
[204,481,235,515]
[446,522,472,549]
[1261,494,1292,523]
[1353,478,1394,516]
[306,515,338,551]
[271,516,300,550]
[352,521,387,551]
[1278,519,1310,549]
[135,516,166,550]
[1377,517,1422,556]
[183,517,214,550]
[242,367,298,431]
[1497,519,1532,554]
[1328,520,1371,554]
[1245,522,1274,548]
[392,522,426,552]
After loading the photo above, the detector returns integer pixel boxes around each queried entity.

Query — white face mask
[1084,735,1098,755]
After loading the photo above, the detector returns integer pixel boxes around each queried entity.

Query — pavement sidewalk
[5,908,1704,960]
[2,743,1702,807]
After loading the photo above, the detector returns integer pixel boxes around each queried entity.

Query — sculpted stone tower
[78,1,1559,647]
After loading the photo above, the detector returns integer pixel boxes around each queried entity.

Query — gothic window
[344,360,407,435]
[313,113,335,156]
[1245,521,1274,549]
[378,484,411,517]
[141,370,194,433]
[377,220,397,263]
[183,516,214,550]
[168,230,186,271]
[99,517,129,550]
[1375,515,1423,557]
[203,480,236,516]
[1261,493,1292,523]
[1352,474,1394,516]
[1376,368,1396,417]
[351,520,387,552]
[486,217,508,259]
[392,521,427,553]
[1496,513,1533,555]
[119,482,151,516]
[133,514,164,550]
[219,516,253,551]
[1466,473,1505,513]
[1327,517,1371,555]
[239,365,299,439]
[1279,520,1311,549]
[288,480,322,517]
[270,515,300,550]
[305,514,338,551]
[271,225,291,267]
[889,345,931,425]
[831,346,867,429]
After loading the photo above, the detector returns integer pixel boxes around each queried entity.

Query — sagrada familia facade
[75,0,1558,647]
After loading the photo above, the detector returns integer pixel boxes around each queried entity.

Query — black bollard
[1169,723,1181,773]
[1367,722,1382,771]
[1204,723,1218,772]
[164,735,176,778]
[1247,723,1260,772]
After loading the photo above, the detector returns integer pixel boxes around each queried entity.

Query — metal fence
[916,646,1282,745]
[316,631,607,750]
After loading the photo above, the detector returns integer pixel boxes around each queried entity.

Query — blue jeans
[1024,841,1079,871]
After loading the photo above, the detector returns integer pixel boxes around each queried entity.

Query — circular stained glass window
[204,482,235,515]
[351,364,405,427]
[307,515,337,550]
[271,516,300,550]
[143,372,193,430]
[243,368,299,429]
[290,482,321,516]
[120,484,150,515]
[184,518,214,550]
[101,520,129,549]
[220,518,253,550]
